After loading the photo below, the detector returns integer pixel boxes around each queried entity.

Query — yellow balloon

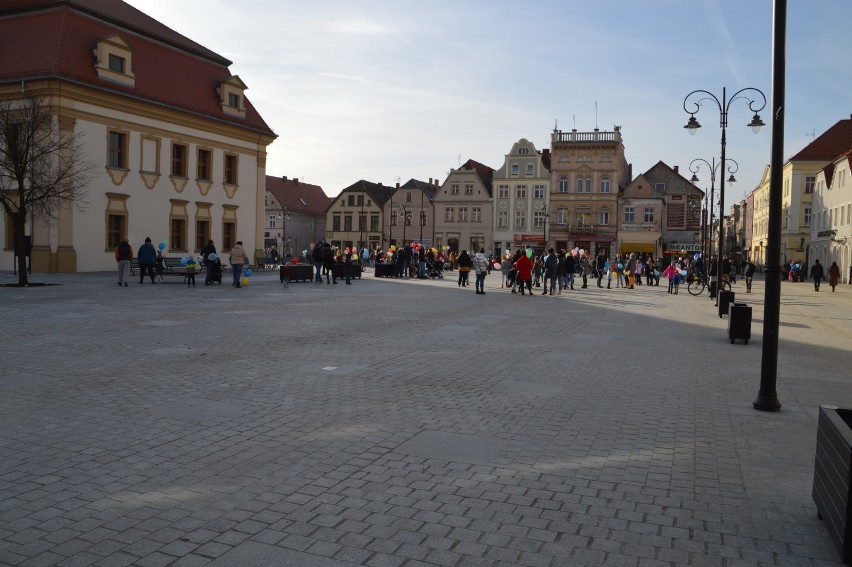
[241,277,249,285]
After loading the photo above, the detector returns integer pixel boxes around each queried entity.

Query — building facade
[645,163,704,261]
[0,0,276,272]
[490,139,551,258]
[326,180,395,252]
[385,179,438,249]
[433,160,494,255]
[265,176,332,259]
[548,127,630,259]
[810,149,852,282]
[617,172,664,259]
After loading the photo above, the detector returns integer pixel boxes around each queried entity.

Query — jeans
[232,263,244,286]
[475,272,485,292]
[564,273,574,288]
[314,262,322,282]
[419,261,426,278]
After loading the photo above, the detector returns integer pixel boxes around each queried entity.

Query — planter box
[332,264,361,279]
[280,264,314,282]
[374,263,397,277]
[813,405,852,563]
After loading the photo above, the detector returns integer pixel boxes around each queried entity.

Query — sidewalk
[1,270,851,566]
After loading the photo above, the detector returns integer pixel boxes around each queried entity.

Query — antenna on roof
[553,119,558,132]
[805,129,815,139]
[458,154,461,168]
[572,115,576,129]
[595,100,598,130]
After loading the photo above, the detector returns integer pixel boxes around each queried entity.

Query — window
[464,184,474,195]
[359,214,366,230]
[511,164,519,176]
[267,214,276,229]
[404,210,412,226]
[518,147,530,155]
[223,222,236,250]
[332,214,341,231]
[404,192,410,203]
[557,209,568,225]
[108,54,125,73]
[347,195,355,206]
[533,185,546,199]
[498,211,508,227]
[577,176,591,192]
[498,185,509,199]
[371,215,379,231]
[445,207,455,222]
[533,211,546,228]
[577,212,591,226]
[197,149,211,180]
[576,177,583,192]
[228,93,241,108]
[224,154,238,185]
[458,207,468,222]
[472,207,481,222]
[624,207,635,222]
[344,215,353,231]
[108,131,127,168]
[390,211,397,226]
[804,207,811,226]
[805,176,815,194]
[171,143,187,177]
[107,214,125,249]
[558,177,568,193]
[526,164,534,176]
[196,220,210,251]
[419,210,426,227]
[515,211,526,228]
[451,184,459,195]
[655,183,665,191]
[644,208,655,223]
[599,212,609,225]
[515,186,527,199]
[585,176,592,193]
[600,176,610,193]
[170,218,186,250]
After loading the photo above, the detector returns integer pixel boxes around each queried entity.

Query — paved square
[1,269,851,566]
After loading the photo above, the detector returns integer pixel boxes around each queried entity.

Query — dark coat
[137,242,157,265]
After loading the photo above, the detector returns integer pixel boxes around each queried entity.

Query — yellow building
[0,0,276,273]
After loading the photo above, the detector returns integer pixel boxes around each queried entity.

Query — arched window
[559,177,568,192]
[585,176,592,192]
[600,176,610,193]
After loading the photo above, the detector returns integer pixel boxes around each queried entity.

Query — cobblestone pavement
[1,268,851,566]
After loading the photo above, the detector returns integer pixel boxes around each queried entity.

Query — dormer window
[217,76,247,118]
[93,35,135,87]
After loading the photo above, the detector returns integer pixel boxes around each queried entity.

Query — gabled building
[326,180,395,252]
[433,159,494,254]
[385,178,439,249]
[549,127,630,259]
[750,166,771,267]
[0,0,276,272]
[491,138,551,258]
[810,149,852,282]
[620,162,703,261]
[265,176,332,259]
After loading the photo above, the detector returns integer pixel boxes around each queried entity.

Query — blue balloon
[694,253,701,260]
[180,257,188,266]
[244,268,253,277]
[158,242,166,251]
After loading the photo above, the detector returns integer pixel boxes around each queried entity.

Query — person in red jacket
[514,252,533,296]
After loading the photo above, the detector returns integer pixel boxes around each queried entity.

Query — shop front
[663,242,701,264]
[513,233,546,255]
[565,232,615,258]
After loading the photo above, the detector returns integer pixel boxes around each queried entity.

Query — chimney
[282,175,288,181]
[428,178,432,186]
[294,178,299,184]
[395,182,400,189]
[673,165,679,174]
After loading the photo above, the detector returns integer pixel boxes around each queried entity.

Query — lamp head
[690,173,699,184]
[748,113,765,134]
[727,174,737,184]
[684,115,701,135]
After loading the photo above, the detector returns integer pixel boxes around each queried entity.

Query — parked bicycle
[688,273,732,296]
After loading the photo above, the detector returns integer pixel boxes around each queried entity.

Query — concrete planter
[813,405,852,563]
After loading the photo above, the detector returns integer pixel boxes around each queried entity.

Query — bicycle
[687,273,731,296]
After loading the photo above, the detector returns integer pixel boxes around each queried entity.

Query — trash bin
[728,302,752,344]
[718,290,735,318]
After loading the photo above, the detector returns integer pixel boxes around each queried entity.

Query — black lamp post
[684,87,766,305]
[278,206,289,258]
[689,157,738,270]
[399,205,410,245]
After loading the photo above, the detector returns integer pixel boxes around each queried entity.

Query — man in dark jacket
[201,239,217,285]
[137,237,157,284]
[312,243,324,283]
[115,239,133,286]
[810,259,824,291]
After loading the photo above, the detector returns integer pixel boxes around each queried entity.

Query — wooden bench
[130,257,202,281]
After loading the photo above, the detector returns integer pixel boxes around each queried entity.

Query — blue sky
[126,0,852,204]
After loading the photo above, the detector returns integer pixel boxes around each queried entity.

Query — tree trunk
[13,214,29,287]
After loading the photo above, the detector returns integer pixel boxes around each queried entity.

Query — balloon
[617,263,624,270]
[571,250,578,257]
[525,248,533,258]
[579,249,585,256]
[344,247,350,254]
[244,268,253,277]
[494,263,502,270]
[694,253,701,260]
[604,261,610,269]
[390,245,396,251]
[291,257,299,264]
[208,253,217,261]
[180,257,188,266]
[158,242,166,251]
[680,269,687,276]
[241,277,249,285]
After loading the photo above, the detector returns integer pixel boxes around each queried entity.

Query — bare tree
[0,96,93,286]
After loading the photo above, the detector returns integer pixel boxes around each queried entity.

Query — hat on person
[145,237,151,243]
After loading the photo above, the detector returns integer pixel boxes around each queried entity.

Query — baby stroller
[207,258,223,285]
[426,258,443,279]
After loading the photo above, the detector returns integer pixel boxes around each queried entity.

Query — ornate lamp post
[684,86,766,305]
[278,206,290,258]
[398,205,411,245]
[689,157,739,269]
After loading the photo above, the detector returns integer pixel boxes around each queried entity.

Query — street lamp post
[399,205,410,245]
[278,206,289,259]
[689,157,739,274]
[683,86,766,305]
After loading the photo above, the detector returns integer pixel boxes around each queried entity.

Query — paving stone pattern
[1,270,851,566]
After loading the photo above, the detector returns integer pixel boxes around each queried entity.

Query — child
[185,257,197,287]
[155,251,166,283]
[662,262,679,294]
[605,259,613,289]
[343,250,353,285]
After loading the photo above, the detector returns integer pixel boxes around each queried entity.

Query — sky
[125,0,852,204]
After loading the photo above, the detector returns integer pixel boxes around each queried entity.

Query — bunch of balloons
[158,241,167,251]
[241,267,253,286]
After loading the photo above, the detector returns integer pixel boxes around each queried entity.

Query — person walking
[625,253,637,289]
[201,239,217,286]
[810,259,824,292]
[311,243,324,283]
[542,249,558,295]
[115,238,133,287]
[595,252,605,288]
[137,237,157,284]
[662,262,679,294]
[322,242,337,284]
[744,260,756,293]
[564,252,576,291]
[229,241,248,287]
[344,249,354,285]
[828,261,841,292]
[514,251,533,295]
[555,250,566,294]
[457,250,472,287]
[472,248,489,294]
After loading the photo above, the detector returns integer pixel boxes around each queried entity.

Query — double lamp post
[689,156,739,266]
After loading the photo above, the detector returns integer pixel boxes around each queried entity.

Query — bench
[130,257,202,281]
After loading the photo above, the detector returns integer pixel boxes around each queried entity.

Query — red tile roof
[266,176,333,217]
[461,158,494,193]
[0,0,276,137]
[789,117,852,162]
